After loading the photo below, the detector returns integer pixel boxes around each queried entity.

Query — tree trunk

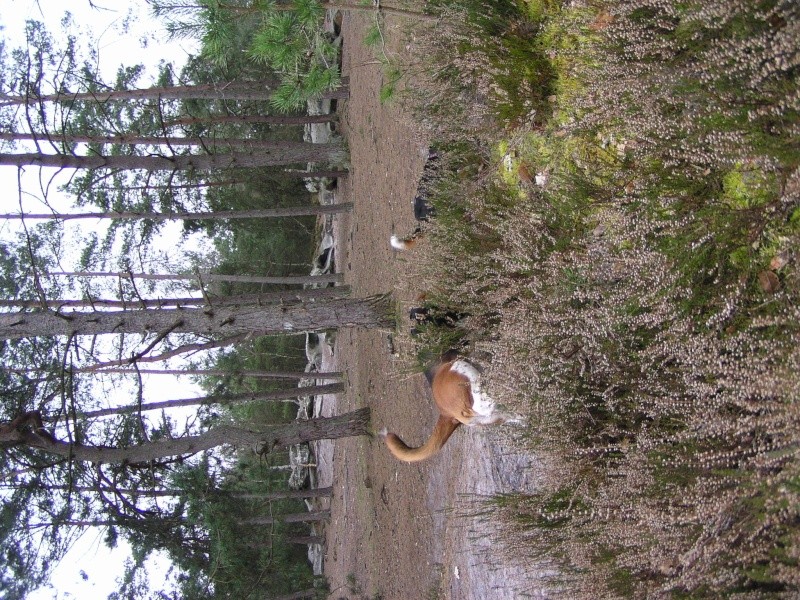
[0,131,338,150]
[91,368,343,381]
[2,408,371,464]
[0,203,352,222]
[165,114,337,127]
[0,286,350,311]
[267,590,317,600]
[0,81,282,107]
[0,294,392,341]
[50,383,344,421]
[230,487,332,501]
[91,179,248,191]
[282,168,348,180]
[169,1,436,20]
[29,484,178,498]
[49,270,344,286]
[285,536,323,545]
[242,511,330,525]
[0,145,346,170]
[2,366,342,381]
[82,333,249,371]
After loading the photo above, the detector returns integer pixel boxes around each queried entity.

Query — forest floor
[311,11,553,600]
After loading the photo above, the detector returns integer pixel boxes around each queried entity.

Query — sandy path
[312,10,553,599]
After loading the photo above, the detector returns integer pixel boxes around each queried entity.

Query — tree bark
[0,294,392,340]
[0,145,346,170]
[0,131,337,150]
[1,408,371,464]
[0,80,349,107]
[0,203,352,222]
[242,511,330,525]
[161,1,436,20]
[28,485,178,498]
[282,168,348,180]
[267,590,317,600]
[0,286,350,311]
[51,383,344,421]
[49,270,344,286]
[0,81,280,107]
[231,487,332,501]
[285,536,323,546]
[2,366,343,381]
[82,333,250,371]
[165,114,337,127]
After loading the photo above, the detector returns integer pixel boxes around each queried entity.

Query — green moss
[721,165,774,209]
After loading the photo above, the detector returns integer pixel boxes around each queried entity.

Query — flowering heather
[407,0,799,595]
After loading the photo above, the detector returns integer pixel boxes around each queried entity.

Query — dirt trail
[313,12,553,599]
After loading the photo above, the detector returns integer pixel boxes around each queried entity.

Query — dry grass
[403,0,800,596]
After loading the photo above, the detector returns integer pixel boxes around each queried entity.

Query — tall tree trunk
[285,536,323,546]
[1,408,371,464]
[0,286,350,311]
[2,366,343,381]
[165,114,337,127]
[266,590,317,600]
[0,294,392,340]
[0,145,345,170]
[0,131,339,150]
[49,383,344,421]
[30,484,177,498]
[80,333,250,371]
[90,179,248,191]
[0,203,352,222]
[0,81,280,107]
[0,80,349,107]
[84,176,346,191]
[242,511,330,525]
[282,168,348,180]
[230,487,332,501]
[48,270,344,286]
[164,0,436,20]
[88,368,342,381]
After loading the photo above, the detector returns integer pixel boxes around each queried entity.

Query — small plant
[363,22,383,48]
[362,17,405,104]
[379,65,403,104]
[346,573,363,596]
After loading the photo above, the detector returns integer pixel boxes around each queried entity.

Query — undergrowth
[406,0,800,596]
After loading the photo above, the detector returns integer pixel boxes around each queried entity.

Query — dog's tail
[390,229,423,251]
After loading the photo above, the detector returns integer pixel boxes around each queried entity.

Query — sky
[1,2,202,598]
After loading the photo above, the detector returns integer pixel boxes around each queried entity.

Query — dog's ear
[423,362,439,386]
[423,349,460,385]
[440,349,460,363]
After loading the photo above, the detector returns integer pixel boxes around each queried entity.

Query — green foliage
[248,2,342,112]
[363,23,383,48]
[250,13,308,71]
[156,455,318,600]
[159,0,342,111]
[379,65,403,104]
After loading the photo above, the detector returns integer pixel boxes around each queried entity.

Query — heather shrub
[408,0,799,596]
